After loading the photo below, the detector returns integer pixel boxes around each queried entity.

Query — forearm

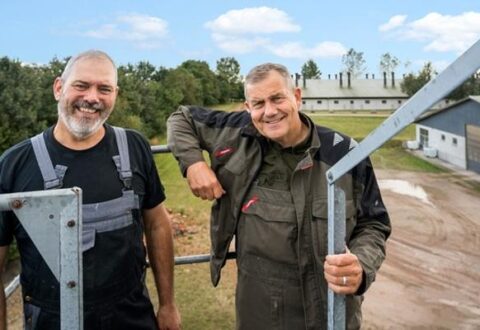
[144,208,176,307]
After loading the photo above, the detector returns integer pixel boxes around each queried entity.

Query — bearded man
[0,50,181,330]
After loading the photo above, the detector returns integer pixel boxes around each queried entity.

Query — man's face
[53,57,118,140]
[245,70,302,147]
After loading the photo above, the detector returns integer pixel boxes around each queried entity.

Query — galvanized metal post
[327,184,346,330]
[0,188,83,330]
[325,38,480,330]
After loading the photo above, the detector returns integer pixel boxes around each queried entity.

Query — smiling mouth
[76,106,98,114]
[264,116,284,124]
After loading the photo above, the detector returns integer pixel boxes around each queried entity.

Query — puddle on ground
[378,179,434,206]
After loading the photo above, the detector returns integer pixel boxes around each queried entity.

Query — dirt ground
[3,169,480,329]
[362,169,480,329]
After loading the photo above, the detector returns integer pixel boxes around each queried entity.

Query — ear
[293,87,302,109]
[244,100,251,114]
[53,77,63,101]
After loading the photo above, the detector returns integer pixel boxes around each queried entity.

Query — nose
[83,87,100,103]
[264,100,277,117]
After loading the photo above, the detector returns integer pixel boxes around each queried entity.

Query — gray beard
[57,105,109,140]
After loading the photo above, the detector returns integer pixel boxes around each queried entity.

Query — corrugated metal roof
[300,78,408,99]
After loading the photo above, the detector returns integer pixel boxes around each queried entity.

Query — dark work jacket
[167,106,391,329]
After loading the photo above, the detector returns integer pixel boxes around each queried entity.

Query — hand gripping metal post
[0,188,83,330]
[325,38,480,330]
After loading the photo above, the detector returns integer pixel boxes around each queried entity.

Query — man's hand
[323,250,363,295]
[157,303,181,330]
[186,161,225,201]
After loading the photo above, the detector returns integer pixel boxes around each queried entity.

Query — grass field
[148,113,446,329]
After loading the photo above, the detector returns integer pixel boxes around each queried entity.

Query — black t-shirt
[0,124,165,245]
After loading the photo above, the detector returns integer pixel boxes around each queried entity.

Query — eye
[252,101,264,110]
[72,83,88,91]
[99,86,114,95]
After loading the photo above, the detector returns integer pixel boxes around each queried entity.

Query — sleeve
[349,157,391,295]
[167,105,245,176]
[0,154,15,246]
[128,130,166,210]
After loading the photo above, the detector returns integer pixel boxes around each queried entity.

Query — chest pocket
[311,198,357,258]
[238,186,299,266]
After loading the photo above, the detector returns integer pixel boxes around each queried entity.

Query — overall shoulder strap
[112,126,132,189]
[31,133,66,189]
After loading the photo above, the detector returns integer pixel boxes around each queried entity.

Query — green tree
[342,48,366,78]
[180,60,220,105]
[301,59,321,79]
[216,57,243,103]
[0,57,45,152]
[379,52,400,75]
[400,62,436,96]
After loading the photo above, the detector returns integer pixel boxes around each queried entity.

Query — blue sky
[1,1,480,76]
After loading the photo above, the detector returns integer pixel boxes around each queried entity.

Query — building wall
[416,125,466,169]
[302,98,404,112]
[302,98,449,112]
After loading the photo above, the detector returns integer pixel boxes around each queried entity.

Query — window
[452,137,457,145]
[333,100,339,104]
[398,100,402,104]
[350,100,354,104]
[365,100,370,104]
[441,134,445,141]
[381,100,387,104]
[302,101,306,104]
[419,128,429,148]
[317,100,322,104]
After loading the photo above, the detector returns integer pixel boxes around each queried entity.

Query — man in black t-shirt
[0,50,181,330]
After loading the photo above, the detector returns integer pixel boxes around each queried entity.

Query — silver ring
[342,276,347,286]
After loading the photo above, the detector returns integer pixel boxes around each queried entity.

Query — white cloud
[267,41,347,59]
[83,14,168,47]
[205,7,300,34]
[381,11,480,54]
[205,7,346,60]
[379,15,407,32]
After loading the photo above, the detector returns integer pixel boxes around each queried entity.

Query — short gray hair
[244,63,294,98]
[61,50,117,84]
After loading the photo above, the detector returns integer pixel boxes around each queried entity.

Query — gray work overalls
[22,127,155,329]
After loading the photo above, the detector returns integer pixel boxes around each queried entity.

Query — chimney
[339,72,343,87]
[391,72,395,87]
[383,72,387,88]
[347,72,351,88]
[303,74,306,88]
[365,73,369,79]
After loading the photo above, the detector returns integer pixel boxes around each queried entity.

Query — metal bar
[4,275,19,298]
[326,38,480,184]
[0,188,83,330]
[174,251,236,265]
[327,184,346,330]
[59,187,83,330]
[151,145,170,154]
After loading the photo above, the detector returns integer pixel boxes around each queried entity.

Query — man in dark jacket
[0,50,181,330]
[167,63,391,329]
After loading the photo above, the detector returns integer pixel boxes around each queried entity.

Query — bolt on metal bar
[151,145,170,154]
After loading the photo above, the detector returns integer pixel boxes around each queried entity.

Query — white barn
[299,73,450,112]
[415,96,480,173]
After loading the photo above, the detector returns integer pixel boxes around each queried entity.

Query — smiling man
[0,50,181,330]
[167,63,391,329]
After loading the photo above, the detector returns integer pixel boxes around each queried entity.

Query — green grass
[148,113,446,328]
